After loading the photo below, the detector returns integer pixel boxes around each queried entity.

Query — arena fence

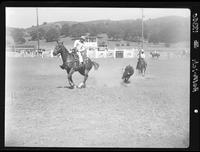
[6,48,189,59]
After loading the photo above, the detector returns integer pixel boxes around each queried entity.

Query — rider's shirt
[138,52,145,59]
[141,53,145,59]
[74,40,86,52]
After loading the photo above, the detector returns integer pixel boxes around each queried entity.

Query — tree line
[7,16,190,46]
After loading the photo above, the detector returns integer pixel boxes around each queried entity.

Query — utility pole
[36,8,40,51]
[141,8,144,49]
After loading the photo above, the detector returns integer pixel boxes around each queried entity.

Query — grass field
[5,56,190,147]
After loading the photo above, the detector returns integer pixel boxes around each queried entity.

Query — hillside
[6,16,190,51]
[24,16,189,36]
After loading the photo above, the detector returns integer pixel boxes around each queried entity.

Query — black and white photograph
[5,6,190,148]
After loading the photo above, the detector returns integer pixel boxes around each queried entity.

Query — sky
[6,7,190,28]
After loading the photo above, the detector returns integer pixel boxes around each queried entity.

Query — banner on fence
[96,51,106,58]
[106,51,114,58]
[124,51,134,58]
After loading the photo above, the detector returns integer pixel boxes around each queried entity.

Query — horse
[53,41,99,89]
[122,65,134,83]
[150,52,160,58]
[136,58,147,76]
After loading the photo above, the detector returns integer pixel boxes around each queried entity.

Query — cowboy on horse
[136,48,147,76]
[53,40,99,89]
[60,36,86,69]
[136,49,146,68]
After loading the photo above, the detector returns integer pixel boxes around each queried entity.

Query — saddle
[71,49,88,66]
[71,49,79,61]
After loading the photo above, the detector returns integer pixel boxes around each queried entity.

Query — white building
[85,36,98,58]
[85,36,98,48]
[84,36,137,59]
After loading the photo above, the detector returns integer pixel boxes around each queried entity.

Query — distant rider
[136,49,146,69]
[138,49,145,59]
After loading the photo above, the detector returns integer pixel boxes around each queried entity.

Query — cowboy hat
[80,36,86,40]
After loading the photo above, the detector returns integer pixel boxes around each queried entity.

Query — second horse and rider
[122,48,147,83]
[54,35,147,87]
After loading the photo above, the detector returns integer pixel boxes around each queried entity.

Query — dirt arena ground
[5,56,190,148]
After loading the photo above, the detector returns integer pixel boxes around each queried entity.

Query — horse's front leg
[142,67,146,77]
[68,68,76,88]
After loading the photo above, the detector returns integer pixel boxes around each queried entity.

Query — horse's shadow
[56,86,75,89]
[123,80,131,84]
[120,81,131,87]
[57,85,86,89]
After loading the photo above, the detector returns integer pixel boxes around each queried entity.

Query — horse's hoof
[78,83,86,89]
[78,85,85,89]
[78,82,83,88]
[124,80,130,84]
[59,65,65,69]
[69,86,74,89]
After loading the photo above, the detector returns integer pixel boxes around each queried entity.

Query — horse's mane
[60,44,77,58]
[60,44,69,54]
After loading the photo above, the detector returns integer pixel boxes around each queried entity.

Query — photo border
[1,1,199,151]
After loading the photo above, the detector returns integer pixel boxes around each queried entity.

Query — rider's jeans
[77,51,83,63]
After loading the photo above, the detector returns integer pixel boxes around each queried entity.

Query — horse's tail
[92,61,99,70]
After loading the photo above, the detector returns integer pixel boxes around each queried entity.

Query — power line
[141,8,144,49]
[36,8,40,51]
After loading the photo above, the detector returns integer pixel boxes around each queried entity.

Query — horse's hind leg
[124,77,129,83]
[78,69,89,88]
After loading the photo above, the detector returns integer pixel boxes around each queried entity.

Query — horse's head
[53,41,65,56]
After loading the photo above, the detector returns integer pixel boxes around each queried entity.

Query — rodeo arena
[5,8,190,148]
[6,36,189,59]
